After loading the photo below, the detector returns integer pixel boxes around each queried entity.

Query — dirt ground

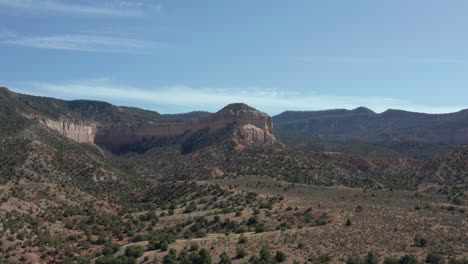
[132,176,467,263]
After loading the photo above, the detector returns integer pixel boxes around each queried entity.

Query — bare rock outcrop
[42,118,97,144]
[27,115,97,144]
[36,103,276,153]
[232,124,276,150]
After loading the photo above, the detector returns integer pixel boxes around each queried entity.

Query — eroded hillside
[0,88,466,263]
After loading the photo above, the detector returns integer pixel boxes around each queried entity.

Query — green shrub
[236,248,247,258]
[190,242,199,252]
[184,202,197,213]
[160,242,169,252]
[193,248,211,264]
[345,219,352,226]
[275,251,287,262]
[259,246,272,262]
[318,254,332,263]
[365,252,378,264]
[346,256,363,264]
[238,235,247,244]
[255,224,267,233]
[399,255,418,264]
[383,257,399,264]
[125,245,145,258]
[219,252,231,264]
[414,234,427,247]
[426,252,444,264]
[163,248,177,264]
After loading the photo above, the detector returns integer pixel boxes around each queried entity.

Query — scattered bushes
[219,252,231,264]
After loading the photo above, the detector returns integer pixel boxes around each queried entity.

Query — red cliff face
[38,104,276,152]
[204,108,276,150]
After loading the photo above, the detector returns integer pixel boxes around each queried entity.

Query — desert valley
[0,87,466,264]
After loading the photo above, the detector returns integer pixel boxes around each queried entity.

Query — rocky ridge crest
[0,89,276,153]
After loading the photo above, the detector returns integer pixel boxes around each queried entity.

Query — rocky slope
[416,146,468,184]
[0,88,276,153]
[94,103,275,152]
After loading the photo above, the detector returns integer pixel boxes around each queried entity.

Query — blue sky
[1,0,467,114]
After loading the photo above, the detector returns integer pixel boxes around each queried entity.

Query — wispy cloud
[0,32,159,53]
[291,56,468,66]
[13,79,466,115]
[0,0,162,17]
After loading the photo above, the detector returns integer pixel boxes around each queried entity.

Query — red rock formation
[37,104,276,152]
[232,124,276,150]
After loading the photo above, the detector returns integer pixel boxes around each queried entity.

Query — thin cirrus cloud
[16,79,467,115]
[0,0,162,17]
[0,32,158,54]
[291,56,468,65]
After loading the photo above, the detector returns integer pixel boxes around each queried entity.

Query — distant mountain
[162,111,211,121]
[273,107,468,145]
[273,107,468,159]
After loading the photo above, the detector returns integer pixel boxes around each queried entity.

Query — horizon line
[2,86,467,116]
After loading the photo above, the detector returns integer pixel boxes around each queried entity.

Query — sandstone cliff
[34,103,276,153]
[232,124,276,150]
[37,117,97,144]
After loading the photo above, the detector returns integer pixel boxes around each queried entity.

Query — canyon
[34,103,276,153]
